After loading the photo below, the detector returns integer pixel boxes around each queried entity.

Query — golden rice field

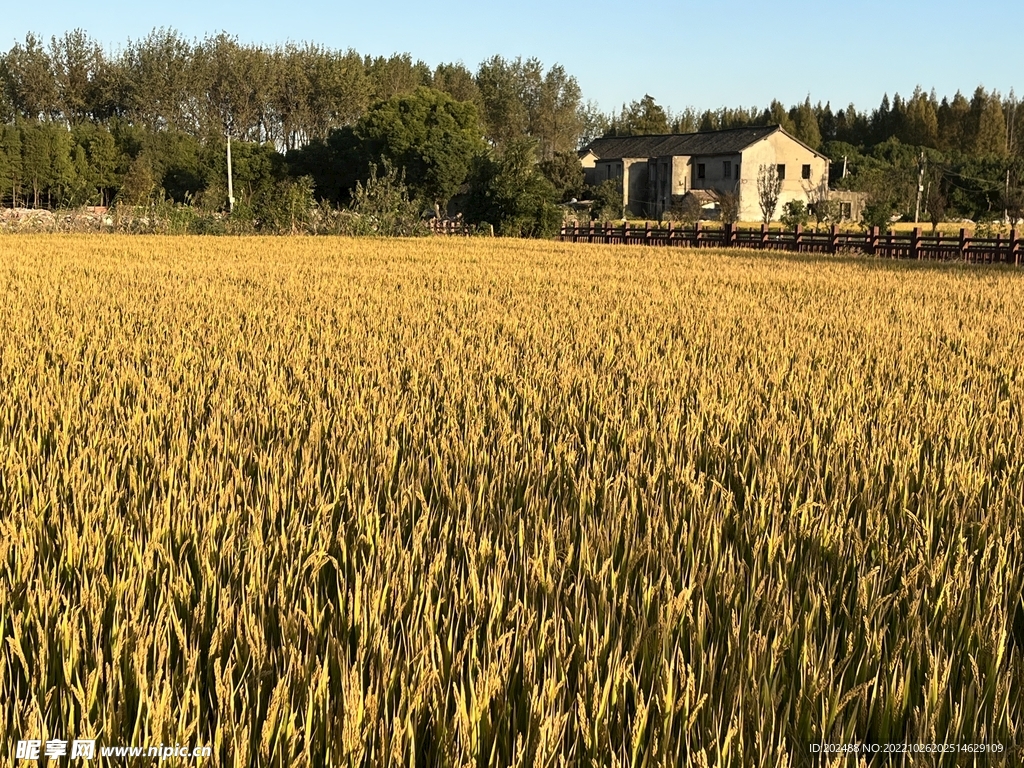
[1,234,1023,767]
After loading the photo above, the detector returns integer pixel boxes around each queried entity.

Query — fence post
[645,220,651,245]
[960,227,969,261]
[724,221,734,248]
[623,221,630,244]
[911,227,921,260]
[760,223,768,248]
[1012,229,1020,266]
[829,224,838,254]
[794,224,803,252]
[694,220,702,247]
[667,221,674,245]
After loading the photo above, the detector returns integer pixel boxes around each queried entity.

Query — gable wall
[737,134,829,221]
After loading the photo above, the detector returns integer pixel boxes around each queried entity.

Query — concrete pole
[226,132,235,214]
[914,152,925,224]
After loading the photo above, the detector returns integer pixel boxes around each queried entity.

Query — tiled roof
[582,125,780,160]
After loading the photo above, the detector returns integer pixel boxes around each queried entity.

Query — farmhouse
[579,125,830,221]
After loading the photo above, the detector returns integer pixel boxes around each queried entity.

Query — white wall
[737,133,829,222]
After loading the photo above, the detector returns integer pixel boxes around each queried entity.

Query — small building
[579,125,830,221]
[827,189,867,223]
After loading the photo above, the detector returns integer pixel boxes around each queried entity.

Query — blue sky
[5,0,1021,115]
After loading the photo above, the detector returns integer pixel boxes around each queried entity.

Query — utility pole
[226,130,235,214]
[1006,168,1011,224]
[914,151,925,224]
[842,155,848,179]
[1007,90,1016,156]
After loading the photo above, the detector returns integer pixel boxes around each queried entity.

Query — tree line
[1,29,1021,232]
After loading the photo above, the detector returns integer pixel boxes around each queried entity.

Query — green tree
[285,126,361,206]
[348,160,424,236]
[609,94,669,136]
[1,33,58,122]
[120,28,197,132]
[532,64,583,159]
[312,46,369,135]
[45,124,77,206]
[925,170,947,233]
[148,130,205,202]
[0,124,23,205]
[73,122,122,205]
[576,100,609,149]
[475,56,538,151]
[117,152,157,205]
[937,91,971,152]
[65,141,95,206]
[538,151,584,202]
[780,199,810,228]
[903,87,939,148]
[366,53,431,102]
[50,29,105,125]
[20,123,51,206]
[790,97,821,148]
[356,87,485,211]
[763,99,796,134]
[861,196,896,230]
[466,140,561,237]
[199,138,284,214]
[197,33,262,140]
[585,178,623,221]
[432,62,480,106]
[972,88,1006,156]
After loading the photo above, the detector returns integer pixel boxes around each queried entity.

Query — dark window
[723,160,731,178]
[840,202,852,219]
[802,164,811,180]
[697,163,706,179]
[735,163,740,179]
[777,164,786,180]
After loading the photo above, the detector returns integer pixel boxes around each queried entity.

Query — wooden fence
[558,221,1022,266]
[426,218,473,236]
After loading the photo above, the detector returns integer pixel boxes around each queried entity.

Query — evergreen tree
[0,123,23,205]
[816,102,836,143]
[972,88,1006,156]
[791,97,821,148]
[20,123,50,206]
[903,87,938,148]
[937,92,971,152]
[764,100,795,133]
